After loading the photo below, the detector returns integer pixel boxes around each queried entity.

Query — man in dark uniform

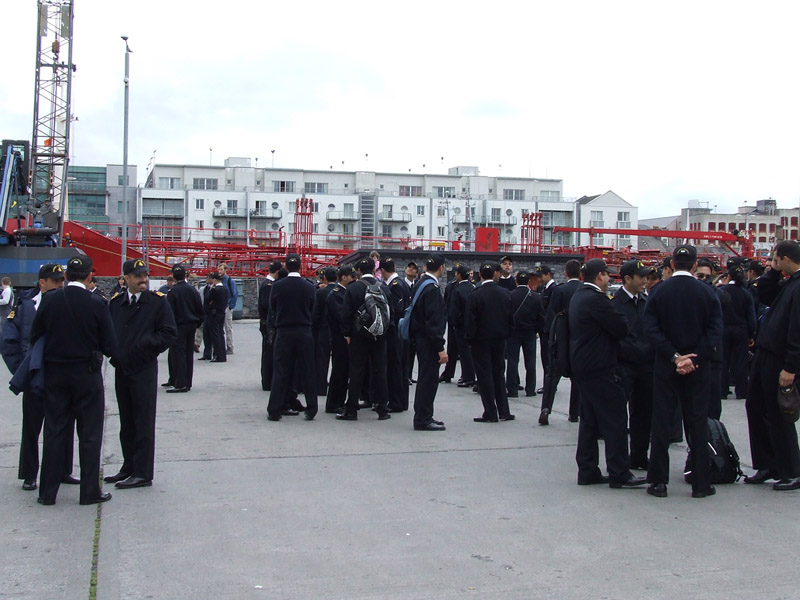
[439,271,461,383]
[450,265,476,388]
[258,261,282,390]
[569,258,645,489]
[379,258,411,412]
[404,261,419,384]
[506,272,544,399]
[336,258,392,421]
[312,267,338,395]
[466,263,514,422]
[31,256,116,505]
[325,266,356,413]
[164,264,203,393]
[612,259,656,470]
[204,272,229,362]
[643,244,722,499]
[744,241,800,489]
[411,255,448,431]
[497,256,516,291]
[105,258,177,490]
[535,265,555,393]
[694,258,726,419]
[539,259,582,425]
[1,263,78,491]
[199,275,215,360]
[267,253,318,421]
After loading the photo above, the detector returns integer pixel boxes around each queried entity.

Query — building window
[400,185,423,197]
[590,210,604,227]
[437,226,446,236]
[491,207,501,221]
[195,198,204,210]
[272,180,296,193]
[305,182,328,194]
[416,205,425,216]
[196,220,204,229]
[313,223,319,233]
[227,199,238,212]
[381,224,392,237]
[540,190,560,201]
[503,189,524,201]
[342,223,354,235]
[192,178,218,190]
[433,186,455,198]
[417,226,425,236]
[117,175,130,186]
[617,211,630,227]
[437,206,446,217]
[313,202,319,213]
[158,177,180,189]
[343,203,355,218]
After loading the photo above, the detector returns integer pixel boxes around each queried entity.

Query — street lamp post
[121,35,131,271]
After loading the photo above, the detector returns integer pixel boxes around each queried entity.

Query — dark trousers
[386,327,409,412]
[40,361,105,504]
[208,315,226,361]
[506,330,537,397]
[261,334,274,391]
[541,367,580,420]
[202,318,212,359]
[722,326,749,399]
[267,328,317,418]
[453,327,475,383]
[326,334,349,411]
[440,326,459,380]
[406,339,416,380]
[574,373,631,482]
[168,323,196,389]
[19,391,74,481]
[345,335,389,416]
[472,338,511,420]
[413,338,441,427]
[539,334,549,373]
[314,326,331,396]
[619,362,653,468]
[115,363,158,481]
[648,362,711,491]
[746,350,800,478]
[708,361,722,420]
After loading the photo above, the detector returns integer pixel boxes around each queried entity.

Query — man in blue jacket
[219,263,238,355]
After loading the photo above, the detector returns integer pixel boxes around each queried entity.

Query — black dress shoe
[377,413,391,421]
[409,378,417,384]
[577,475,610,486]
[536,387,544,394]
[692,486,716,498]
[647,483,668,497]
[198,356,210,361]
[209,358,226,363]
[526,391,538,397]
[518,385,524,390]
[103,471,130,484]
[500,414,516,421]
[267,414,282,422]
[538,410,549,426]
[773,477,800,491]
[609,475,647,488]
[336,413,358,421]
[115,476,152,489]
[432,419,445,426]
[568,415,579,423]
[473,416,499,423]
[37,496,55,505]
[457,380,475,388]
[325,407,345,414]
[630,462,649,471]
[61,474,80,485]
[438,376,451,383]
[280,409,299,416]
[744,469,778,484]
[414,422,446,431]
[80,492,112,505]
[304,412,315,421]
[161,382,174,388]
[22,479,37,491]
[166,387,189,393]
[507,393,519,398]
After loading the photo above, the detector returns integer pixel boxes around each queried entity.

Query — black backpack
[684,417,743,484]
[355,281,390,340]
[548,309,571,377]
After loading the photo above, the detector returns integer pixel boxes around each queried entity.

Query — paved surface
[1,320,799,599]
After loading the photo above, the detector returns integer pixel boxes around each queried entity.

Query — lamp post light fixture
[120,35,131,271]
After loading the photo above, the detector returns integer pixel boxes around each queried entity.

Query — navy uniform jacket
[386,276,410,327]
[545,279,582,331]
[465,280,512,342]
[205,285,229,320]
[643,273,722,364]
[410,274,446,352]
[30,285,116,364]
[450,280,475,329]
[1,288,38,373]
[312,285,335,330]
[510,286,545,334]
[341,275,391,339]
[612,288,654,366]
[721,282,756,337]
[326,283,347,337]
[269,275,315,329]
[569,283,629,379]
[167,281,203,328]
[109,290,177,374]
[540,280,556,312]
[754,268,800,373]
[497,276,516,291]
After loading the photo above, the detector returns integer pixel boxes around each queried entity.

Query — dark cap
[516,271,530,285]
[355,257,374,274]
[171,264,186,280]
[673,244,698,262]
[123,258,149,276]
[268,261,282,273]
[582,258,610,281]
[66,255,93,278]
[532,265,551,276]
[337,265,354,278]
[500,255,513,264]
[406,261,418,269]
[425,255,445,272]
[661,257,673,270]
[379,258,396,271]
[620,259,654,279]
[39,263,65,280]
[455,264,470,278]
[208,271,222,281]
[479,263,495,280]
[285,253,301,270]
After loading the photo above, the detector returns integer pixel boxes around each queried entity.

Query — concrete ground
[1,321,798,600]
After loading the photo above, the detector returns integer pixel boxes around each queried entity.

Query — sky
[2,0,799,219]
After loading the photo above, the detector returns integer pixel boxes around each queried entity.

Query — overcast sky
[2,1,799,219]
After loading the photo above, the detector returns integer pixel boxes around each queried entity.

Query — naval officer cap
[123,258,149,276]
[171,264,186,279]
[673,244,698,262]
[619,259,654,279]
[66,255,93,278]
[39,263,65,280]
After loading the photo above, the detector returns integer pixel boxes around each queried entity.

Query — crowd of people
[3,239,800,505]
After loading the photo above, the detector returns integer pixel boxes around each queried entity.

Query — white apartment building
[574,191,639,251]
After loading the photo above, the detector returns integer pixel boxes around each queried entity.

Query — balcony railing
[211,229,248,239]
[377,211,412,223]
[450,215,518,226]
[326,211,360,221]
[250,208,283,219]
[141,208,184,217]
[212,207,246,217]
[68,181,108,193]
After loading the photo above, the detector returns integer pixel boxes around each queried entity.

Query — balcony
[451,215,518,226]
[68,181,107,194]
[326,211,360,221]
[142,207,184,218]
[213,207,247,218]
[211,229,248,240]
[250,208,283,219]
[488,215,518,226]
[378,211,412,223]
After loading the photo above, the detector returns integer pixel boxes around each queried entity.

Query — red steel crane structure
[519,212,543,253]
